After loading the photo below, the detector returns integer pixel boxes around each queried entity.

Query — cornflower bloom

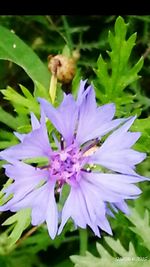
[0,80,147,239]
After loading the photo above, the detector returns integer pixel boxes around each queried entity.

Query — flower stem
[79,228,88,255]
[61,16,73,53]
[16,226,38,247]
[49,74,57,104]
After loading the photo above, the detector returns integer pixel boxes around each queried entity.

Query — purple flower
[0,80,147,239]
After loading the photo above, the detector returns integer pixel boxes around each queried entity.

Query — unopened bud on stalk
[48,53,78,84]
[48,50,80,104]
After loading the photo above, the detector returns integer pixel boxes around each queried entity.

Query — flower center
[50,145,86,188]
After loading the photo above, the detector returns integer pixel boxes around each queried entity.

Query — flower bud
[48,53,78,84]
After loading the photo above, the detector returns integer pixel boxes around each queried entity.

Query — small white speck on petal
[13,44,16,49]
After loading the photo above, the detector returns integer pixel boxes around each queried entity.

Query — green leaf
[0,25,50,88]
[71,236,150,267]
[95,16,143,105]
[127,208,150,251]
[0,179,13,205]
[62,44,71,57]
[71,68,81,99]
[0,140,18,149]
[0,106,21,130]
[33,80,50,99]
[71,251,100,267]
[131,118,150,153]
[1,85,40,116]
[2,208,31,247]
[58,184,70,209]
[104,236,136,257]
[24,156,49,166]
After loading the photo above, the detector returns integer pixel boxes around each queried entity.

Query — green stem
[62,16,73,53]
[79,228,88,255]
[45,16,68,44]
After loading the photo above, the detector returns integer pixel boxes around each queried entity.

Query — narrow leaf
[0,25,50,89]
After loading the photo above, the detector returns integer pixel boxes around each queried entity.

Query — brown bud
[48,54,77,84]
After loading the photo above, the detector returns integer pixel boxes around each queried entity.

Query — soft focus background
[0,15,150,267]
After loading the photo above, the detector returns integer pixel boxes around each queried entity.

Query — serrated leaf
[34,80,50,99]
[2,208,31,247]
[19,84,34,100]
[95,16,143,105]
[131,118,150,133]
[1,85,40,116]
[127,208,150,251]
[104,236,136,257]
[0,130,18,149]
[71,237,149,267]
[0,25,50,89]
[70,251,100,267]
[0,178,13,205]
[131,118,150,153]
[114,16,128,40]
[0,106,21,130]
[96,242,112,258]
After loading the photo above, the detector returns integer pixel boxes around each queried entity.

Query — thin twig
[16,226,38,247]
[45,16,67,44]
[62,16,73,51]
[143,46,150,59]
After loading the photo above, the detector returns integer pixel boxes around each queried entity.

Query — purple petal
[84,172,142,199]
[97,216,112,235]
[31,184,52,225]
[14,132,26,142]
[14,113,40,143]
[79,179,112,235]
[76,80,88,105]
[90,117,146,175]
[46,181,58,239]
[3,160,49,181]
[0,109,51,161]
[97,116,139,151]
[77,118,125,145]
[104,132,141,150]
[90,150,146,175]
[38,94,78,145]
[58,186,93,235]
[0,182,49,212]
[113,200,129,214]
[31,180,58,238]
[0,126,51,160]
[30,112,40,130]
[59,177,112,237]
[58,186,87,233]
[0,162,49,211]
[52,132,60,149]
[0,180,58,236]
[58,188,73,235]
[110,149,146,166]
[81,171,131,202]
[76,84,120,145]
